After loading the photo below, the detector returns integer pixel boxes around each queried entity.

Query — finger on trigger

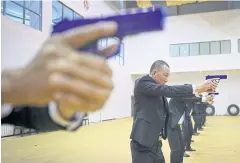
[98,43,119,58]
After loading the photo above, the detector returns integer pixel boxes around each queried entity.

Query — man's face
[152,65,170,85]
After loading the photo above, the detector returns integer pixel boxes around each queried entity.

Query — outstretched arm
[137,81,194,98]
[179,96,203,103]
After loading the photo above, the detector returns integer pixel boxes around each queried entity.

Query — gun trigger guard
[106,37,122,59]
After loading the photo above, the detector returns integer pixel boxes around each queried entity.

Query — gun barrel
[205,75,227,80]
[208,92,219,95]
[52,7,166,37]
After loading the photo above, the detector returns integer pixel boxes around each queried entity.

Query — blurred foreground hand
[2,21,118,119]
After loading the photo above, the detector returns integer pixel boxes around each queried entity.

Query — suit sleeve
[1,105,64,132]
[137,80,194,98]
[179,96,202,103]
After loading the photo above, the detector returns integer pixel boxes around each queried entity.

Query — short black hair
[150,60,169,73]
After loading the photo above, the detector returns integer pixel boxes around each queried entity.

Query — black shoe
[186,146,196,152]
[191,140,194,143]
[184,152,190,157]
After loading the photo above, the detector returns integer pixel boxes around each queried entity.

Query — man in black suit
[130,60,217,163]
[167,96,210,163]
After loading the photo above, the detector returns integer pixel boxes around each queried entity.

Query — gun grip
[213,79,220,84]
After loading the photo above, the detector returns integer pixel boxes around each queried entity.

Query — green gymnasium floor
[2,116,240,163]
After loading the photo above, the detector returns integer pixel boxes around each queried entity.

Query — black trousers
[130,140,165,163]
[201,113,207,126]
[167,125,184,163]
[199,113,206,129]
[192,114,201,133]
[182,119,193,148]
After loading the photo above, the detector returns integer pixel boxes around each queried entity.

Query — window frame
[1,0,42,31]
[169,44,180,57]
[210,41,221,55]
[220,40,231,54]
[199,41,210,55]
[179,43,190,57]
[52,0,83,26]
[111,37,124,66]
[170,40,232,57]
[189,42,200,56]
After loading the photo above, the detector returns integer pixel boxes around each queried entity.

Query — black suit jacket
[193,101,208,115]
[195,102,209,114]
[130,75,195,147]
[168,97,202,128]
[1,105,63,132]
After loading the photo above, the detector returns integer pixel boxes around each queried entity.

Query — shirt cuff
[48,101,86,131]
[1,104,13,118]
[192,85,200,97]
[192,84,196,93]
[201,96,207,102]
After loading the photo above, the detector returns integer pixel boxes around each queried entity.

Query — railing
[1,124,14,137]
[1,124,37,138]
[2,116,90,138]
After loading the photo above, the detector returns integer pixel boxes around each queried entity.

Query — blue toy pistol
[52,7,167,58]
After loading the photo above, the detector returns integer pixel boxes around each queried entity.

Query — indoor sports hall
[1,1,240,163]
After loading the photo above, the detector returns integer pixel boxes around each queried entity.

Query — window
[199,42,210,55]
[210,41,220,55]
[169,44,180,57]
[106,38,124,65]
[52,1,63,24]
[63,5,73,21]
[189,43,199,56]
[98,37,124,65]
[52,1,83,26]
[1,1,4,13]
[1,1,42,30]
[101,39,108,48]
[220,40,231,54]
[179,44,189,56]
[170,40,232,57]
[74,12,82,19]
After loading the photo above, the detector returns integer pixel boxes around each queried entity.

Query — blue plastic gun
[205,75,227,83]
[52,7,167,58]
[205,75,227,92]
